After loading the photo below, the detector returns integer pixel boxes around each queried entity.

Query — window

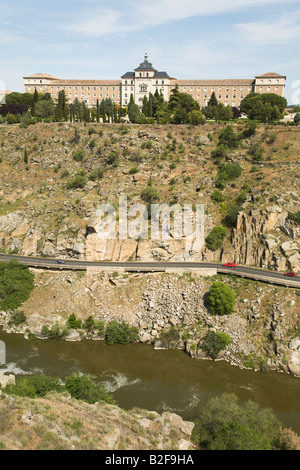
[218,94,222,99]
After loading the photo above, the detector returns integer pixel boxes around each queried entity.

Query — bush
[42,323,68,339]
[4,375,63,398]
[226,204,242,226]
[205,226,227,251]
[66,174,86,189]
[73,149,84,161]
[216,163,242,188]
[201,330,232,359]
[105,321,139,345]
[206,282,236,316]
[66,313,82,329]
[288,211,300,225]
[0,261,35,311]
[65,374,114,404]
[192,392,282,450]
[218,126,240,149]
[8,310,27,326]
[211,190,224,203]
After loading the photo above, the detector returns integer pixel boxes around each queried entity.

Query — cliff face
[229,208,300,272]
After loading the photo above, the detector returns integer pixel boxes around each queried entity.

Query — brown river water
[1,329,300,434]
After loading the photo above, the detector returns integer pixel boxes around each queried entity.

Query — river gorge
[1,329,300,435]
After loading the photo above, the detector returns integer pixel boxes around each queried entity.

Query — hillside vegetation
[0,121,299,271]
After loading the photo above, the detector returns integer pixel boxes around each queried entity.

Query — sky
[1,0,300,104]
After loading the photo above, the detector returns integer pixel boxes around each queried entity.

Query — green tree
[128,103,145,123]
[294,113,300,125]
[65,374,115,404]
[105,321,139,345]
[0,261,35,311]
[206,281,236,316]
[192,393,281,450]
[34,100,55,119]
[201,331,232,359]
[205,226,227,251]
[66,313,82,329]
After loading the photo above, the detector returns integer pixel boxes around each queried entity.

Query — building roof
[134,54,157,72]
[23,73,59,80]
[255,72,286,78]
[121,72,135,79]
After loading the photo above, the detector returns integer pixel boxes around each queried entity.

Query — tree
[205,226,227,251]
[140,185,160,204]
[201,331,232,359]
[226,204,242,226]
[128,103,145,123]
[34,100,55,119]
[218,125,240,149]
[0,260,35,311]
[105,321,139,345]
[206,281,236,316]
[294,113,300,125]
[66,313,82,329]
[24,147,28,164]
[64,374,115,404]
[240,93,287,122]
[208,92,218,107]
[192,393,281,450]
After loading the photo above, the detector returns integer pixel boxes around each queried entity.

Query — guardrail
[217,268,300,289]
[1,255,299,289]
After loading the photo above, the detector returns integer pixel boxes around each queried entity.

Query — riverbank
[1,269,299,377]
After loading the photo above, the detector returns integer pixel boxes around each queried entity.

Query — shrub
[288,211,300,225]
[66,174,86,189]
[42,323,68,339]
[8,310,27,326]
[64,374,114,404]
[105,321,139,345]
[4,375,63,398]
[73,149,84,161]
[218,126,240,149]
[206,281,236,316]
[201,330,232,359]
[205,226,227,251]
[0,261,34,311]
[88,169,103,181]
[66,313,82,329]
[226,204,242,226]
[192,392,281,450]
[211,190,224,203]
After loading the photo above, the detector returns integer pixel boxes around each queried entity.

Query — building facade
[23,55,286,109]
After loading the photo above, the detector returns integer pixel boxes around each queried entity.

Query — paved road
[0,253,299,288]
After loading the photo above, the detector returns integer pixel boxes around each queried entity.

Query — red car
[284,271,297,277]
[223,262,237,268]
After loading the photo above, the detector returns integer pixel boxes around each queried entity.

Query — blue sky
[1,0,300,104]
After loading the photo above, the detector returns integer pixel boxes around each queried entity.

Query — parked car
[284,271,297,277]
[222,262,237,267]
[56,259,65,264]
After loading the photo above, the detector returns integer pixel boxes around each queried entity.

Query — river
[1,328,300,434]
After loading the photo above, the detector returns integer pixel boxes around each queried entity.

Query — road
[0,253,299,288]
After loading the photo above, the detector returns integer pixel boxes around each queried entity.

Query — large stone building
[23,54,286,109]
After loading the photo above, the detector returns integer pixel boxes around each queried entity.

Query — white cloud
[135,0,297,26]
[64,0,299,37]
[235,11,300,45]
